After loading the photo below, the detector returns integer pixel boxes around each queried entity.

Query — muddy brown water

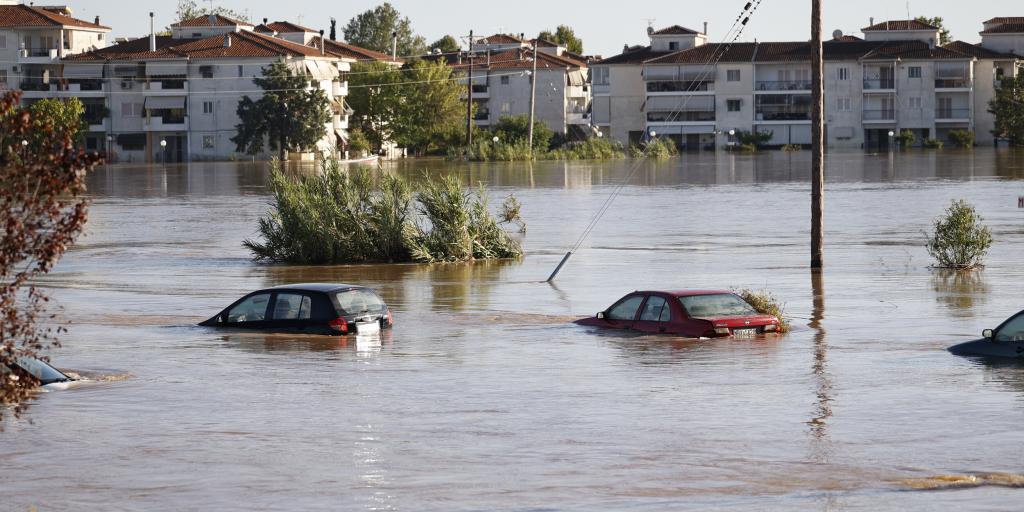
[4,149,1024,510]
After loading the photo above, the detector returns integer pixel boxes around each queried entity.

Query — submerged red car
[575,290,781,338]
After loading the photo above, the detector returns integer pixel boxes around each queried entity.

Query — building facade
[592,19,1023,150]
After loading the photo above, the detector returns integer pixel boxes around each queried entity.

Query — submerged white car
[4,357,78,390]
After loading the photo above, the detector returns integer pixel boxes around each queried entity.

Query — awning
[568,70,586,86]
[146,61,187,76]
[335,129,348,144]
[63,64,104,79]
[145,97,186,110]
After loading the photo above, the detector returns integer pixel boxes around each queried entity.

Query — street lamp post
[160,139,167,163]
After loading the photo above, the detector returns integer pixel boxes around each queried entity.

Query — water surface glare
[4,149,1024,511]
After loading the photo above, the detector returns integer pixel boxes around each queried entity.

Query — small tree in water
[1,92,104,423]
[926,199,993,270]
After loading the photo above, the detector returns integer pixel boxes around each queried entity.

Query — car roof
[637,290,735,297]
[265,283,368,293]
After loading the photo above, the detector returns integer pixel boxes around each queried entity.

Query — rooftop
[651,25,702,36]
[862,19,939,31]
[0,4,109,30]
[980,23,1024,34]
[171,14,253,28]
[65,29,329,61]
[309,36,404,65]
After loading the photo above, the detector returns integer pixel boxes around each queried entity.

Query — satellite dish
[832,29,844,40]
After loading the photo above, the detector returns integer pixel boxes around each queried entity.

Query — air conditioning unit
[11,66,19,73]
[121,81,132,89]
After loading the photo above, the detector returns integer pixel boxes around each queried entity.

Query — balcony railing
[935,78,970,89]
[935,108,970,119]
[473,111,490,121]
[863,109,896,121]
[647,111,716,122]
[471,84,488,94]
[863,79,896,90]
[756,108,810,121]
[646,80,714,93]
[19,80,55,91]
[66,80,105,91]
[20,47,59,58]
[755,80,812,91]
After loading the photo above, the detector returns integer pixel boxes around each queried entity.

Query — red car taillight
[329,317,348,334]
[386,310,393,327]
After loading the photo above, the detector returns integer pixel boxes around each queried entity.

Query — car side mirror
[983,329,994,339]
[597,312,606,320]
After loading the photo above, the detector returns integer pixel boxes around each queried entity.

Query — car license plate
[732,328,758,337]
[356,321,381,335]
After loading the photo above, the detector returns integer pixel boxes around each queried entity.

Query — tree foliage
[27,98,86,146]
[1,91,104,423]
[429,35,461,54]
[926,199,993,270]
[491,115,553,151]
[914,16,951,45]
[347,60,465,155]
[174,0,249,23]
[343,3,426,57]
[989,74,1024,146]
[232,60,331,160]
[538,25,584,54]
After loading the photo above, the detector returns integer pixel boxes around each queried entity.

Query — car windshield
[679,294,758,318]
[334,289,386,315]
[16,357,72,385]
[996,314,1024,342]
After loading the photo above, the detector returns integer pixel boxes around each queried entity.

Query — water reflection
[931,270,990,317]
[808,270,832,455]
[217,331,394,354]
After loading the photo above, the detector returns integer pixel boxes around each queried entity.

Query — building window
[200,66,214,78]
[908,66,922,78]
[192,32,202,38]
[727,99,742,112]
[238,65,244,78]
[121,102,142,117]
[98,34,104,41]
[669,41,679,51]
[592,67,609,86]
[202,135,215,149]
[0,70,7,87]
[0,35,6,50]
[203,101,214,114]
[500,75,509,85]
[836,97,851,111]
[836,67,849,81]
[727,69,741,82]
[909,97,922,109]
[501,102,511,114]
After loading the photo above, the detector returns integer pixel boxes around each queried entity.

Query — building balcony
[935,108,971,121]
[471,84,489,99]
[18,48,60,64]
[19,80,57,92]
[646,80,714,94]
[935,78,971,90]
[755,109,810,122]
[144,81,189,94]
[755,80,812,92]
[863,79,896,91]
[145,116,189,131]
[647,111,716,123]
[567,85,587,98]
[863,109,896,122]
[333,80,349,97]
[86,118,110,132]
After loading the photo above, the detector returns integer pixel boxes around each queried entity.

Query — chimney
[647,26,655,36]
[391,31,398,60]
[224,34,232,48]
[870,17,875,27]
[319,30,325,55]
[330,18,337,41]
[149,12,156,52]
[94,16,100,26]
[263,18,268,25]
[704,21,708,35]
[208,14,217,26]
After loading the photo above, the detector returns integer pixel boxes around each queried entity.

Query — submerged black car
[949,309,1024,359]
[200,284,393,335]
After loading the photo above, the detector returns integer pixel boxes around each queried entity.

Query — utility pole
[528,42,538,156]
[466,30,474,146]
[811,0,825,269]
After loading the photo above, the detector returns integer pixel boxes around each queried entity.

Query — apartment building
[429,34,592,137]
[592,19,1022,149]
[0,2,109,96]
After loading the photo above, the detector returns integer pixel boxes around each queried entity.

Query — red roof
[309,37,404,64]
[863,19,939,31]
[651,25,701,35]
[0,4,109,30]
[266,21,318,33]
[65,30,329,61]
[425,47,586,71]
[172,14,253,28]
[981,24,1024,34]
[644,39,984,65]
[478,34,527,45]
[942,40,1018,59]
[984,17,1024,24]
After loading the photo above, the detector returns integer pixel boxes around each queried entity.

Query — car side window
[640,296,670,322]
[608,295,644,321]
[996,314,1024,342]
[272,293,312,320]
[227,293,271,323]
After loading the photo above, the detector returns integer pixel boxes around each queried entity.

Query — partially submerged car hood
[949,338,1024,359]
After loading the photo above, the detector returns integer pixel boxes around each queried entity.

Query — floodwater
[3,149,1024,511]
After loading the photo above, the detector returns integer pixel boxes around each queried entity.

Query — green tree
[27,98,85,147]
[538,25,584,54]
[1,91,104,424]
[343,3,427,58]
[346,61,403,153]
[492,115,553,151]
[391,60,466,154]
[429,35,460,54]
[232,60,331,161]
[914,16,951,45]
[174,0,250,22]
[989,74,1024,146]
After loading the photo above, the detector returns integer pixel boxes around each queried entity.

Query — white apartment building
[0,2,109,99]
[592,19,1023,149]
[431,34,592,138]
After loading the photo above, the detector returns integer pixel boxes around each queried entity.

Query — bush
[782,144,802,152]
[926,199,993,270]
[347,128,372,157]
[735,289,790,333]
[922,138,944,149]
[629,137,678,159]
[896,129,916,148]
[244,158,523,264]
[948,130,975,148]
[548,137,626,160]
[492,115,553,152]
[735,129,773,148]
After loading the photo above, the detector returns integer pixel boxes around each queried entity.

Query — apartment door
[881,97,895,120]
[937,97,953,119]
[880,66,895,89]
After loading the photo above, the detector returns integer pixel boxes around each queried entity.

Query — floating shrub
[922,138,944,149]
[926,199,993,270]
[244,158,523,264]
[735,289,790,333]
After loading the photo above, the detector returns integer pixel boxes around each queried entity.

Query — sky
[64,0,1019,57]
